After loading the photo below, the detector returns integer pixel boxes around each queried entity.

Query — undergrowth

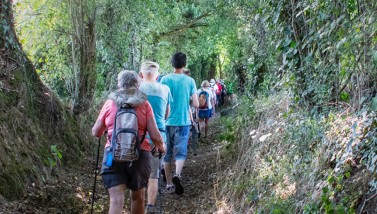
[216,92,377,213]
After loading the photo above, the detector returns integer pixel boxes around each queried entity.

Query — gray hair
[201,80,210,87]
[140,61,159,76]
[117,70,139,89]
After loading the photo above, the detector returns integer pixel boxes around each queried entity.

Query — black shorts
[100,149,151,191]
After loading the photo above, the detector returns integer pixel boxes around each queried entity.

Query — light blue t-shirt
[139,82,172,130]
[161,73,197,126]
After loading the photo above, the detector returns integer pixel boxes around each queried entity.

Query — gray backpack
[108,91,147,164]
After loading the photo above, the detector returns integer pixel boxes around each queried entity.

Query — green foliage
[314,173,356,214]
[45,145,63,167]
[218,116,236,148]
[349,111,377,190]
[15,0,72,100]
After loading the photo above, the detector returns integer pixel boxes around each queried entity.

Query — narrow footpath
[0,114,226,214]
[93,113,225,214]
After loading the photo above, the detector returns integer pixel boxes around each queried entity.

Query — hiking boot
[172,175,184,195]
[161,168,166,183]
[145,204,157,214]
[162,185,175,194]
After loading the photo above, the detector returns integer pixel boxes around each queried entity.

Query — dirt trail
[0,114,225,214]
[94,114,224,213]
[160,120,222,214]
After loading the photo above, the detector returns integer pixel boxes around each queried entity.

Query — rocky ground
[1,113,227,214]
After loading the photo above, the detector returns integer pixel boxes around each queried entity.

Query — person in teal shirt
[139,61,172,213]
[160,52,199,195]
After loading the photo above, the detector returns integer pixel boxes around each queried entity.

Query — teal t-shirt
[139,82,172,130]
[161,73,197,126]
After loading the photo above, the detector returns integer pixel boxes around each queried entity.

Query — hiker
[220,79,226,106]
[92,70,165,214]
[160,52,199,195]
[209,79,218,113]
[139,61,172,213]
[197,80,214,138]
[184,69,199,155]
[216,79,223,107]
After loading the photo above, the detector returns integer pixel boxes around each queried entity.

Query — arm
[147,117,165,153]
[189,108,193,122]
[165,104,170,120]
[92,100,112,137]
[92,120,106,137]
[191,93,199,108]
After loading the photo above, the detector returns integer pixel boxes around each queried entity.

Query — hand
[158,144,166,154]
[152,144,166,157]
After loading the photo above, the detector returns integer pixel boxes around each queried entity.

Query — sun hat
[210,79,215,84]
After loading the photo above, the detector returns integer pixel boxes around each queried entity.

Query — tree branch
[155,13,211,40]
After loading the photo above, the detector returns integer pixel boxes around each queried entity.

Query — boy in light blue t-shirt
[160,52,199,195]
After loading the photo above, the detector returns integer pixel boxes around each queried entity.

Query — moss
[0,163,27,200]
[8,71,23,86]
[0,90,19,107]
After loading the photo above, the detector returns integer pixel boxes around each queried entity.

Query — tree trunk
[70,0,97,116]
[208,54,217,80]
[0,0,89,200]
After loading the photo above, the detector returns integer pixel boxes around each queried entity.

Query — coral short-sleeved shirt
[95,99,154,151]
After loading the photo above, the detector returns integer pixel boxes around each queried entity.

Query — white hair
[117,70,139,89]
[140,61,159,77]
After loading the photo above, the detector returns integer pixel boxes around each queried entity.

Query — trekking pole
[91,136,101,214]
[158,153,163,214]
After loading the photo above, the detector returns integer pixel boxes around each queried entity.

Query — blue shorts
[164,125,190,162]
[198,108,212,118]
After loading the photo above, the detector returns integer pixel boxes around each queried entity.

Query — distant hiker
[197,80,214,138]
[189,104,199,155]
[209,79,218,113]
[139,61,172,213]
[160,52,199,195]
[92,70,165,214]
[157,74,164,83]
[216,79,223,107]
[220,79,226,106]
[184,68,199,155]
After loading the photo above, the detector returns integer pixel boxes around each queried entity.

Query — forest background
[1,0,377,213]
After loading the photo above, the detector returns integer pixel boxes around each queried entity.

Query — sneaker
[172,175,184,195]
[162,185,175,194]
[161,168,166,183]
[145,205,156,214]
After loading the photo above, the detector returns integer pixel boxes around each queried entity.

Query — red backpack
[216,83,222,95]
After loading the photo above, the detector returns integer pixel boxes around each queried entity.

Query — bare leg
[130,189,145,214]
[205,118,209,138]
[147,178,158,205]
[199,118,205,133]
[108,184,126,214]
[175,159,185,176]
[164,162,173,186]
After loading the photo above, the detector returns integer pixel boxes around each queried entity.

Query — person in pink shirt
[92,70,165,214]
